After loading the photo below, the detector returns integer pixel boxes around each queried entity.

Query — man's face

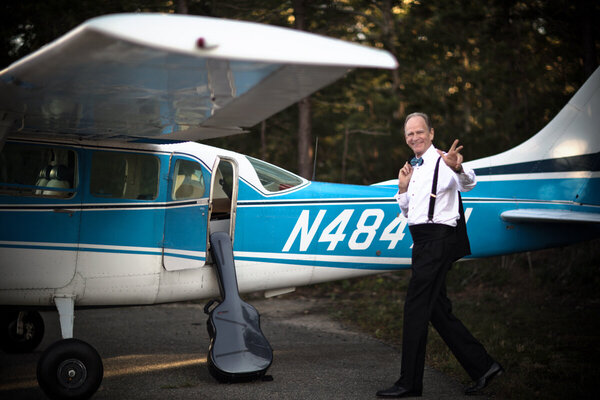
[404,116,434,157]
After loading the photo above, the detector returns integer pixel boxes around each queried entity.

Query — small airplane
[0,12,598,400]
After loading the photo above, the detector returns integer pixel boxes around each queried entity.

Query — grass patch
[295,239,600,399]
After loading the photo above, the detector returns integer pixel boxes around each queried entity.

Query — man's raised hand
[438,139,464,173]
[398,162,413,193]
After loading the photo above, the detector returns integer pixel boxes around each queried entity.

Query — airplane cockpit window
[172,159,205,200]
[90,151,159,200]
[0,142,76,198]
[246,156,304,192]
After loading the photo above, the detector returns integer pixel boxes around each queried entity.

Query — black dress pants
[397,224,493,393]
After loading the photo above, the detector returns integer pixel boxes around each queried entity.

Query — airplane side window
[0,142,77,198]
[246,156,304,192]
[172,159,205,200]
[90,151,159,200]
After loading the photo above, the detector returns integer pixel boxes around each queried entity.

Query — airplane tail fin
[467,66,600,206]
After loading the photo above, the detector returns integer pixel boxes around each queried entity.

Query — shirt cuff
[457,166,476,188]
[395,191,409,211]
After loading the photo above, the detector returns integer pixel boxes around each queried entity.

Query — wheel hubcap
[57,359,87,389]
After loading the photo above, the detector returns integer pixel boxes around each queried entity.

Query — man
[376,112,503,398]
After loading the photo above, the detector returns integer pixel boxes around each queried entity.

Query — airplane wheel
[0,311,45,353]
[37,338,103,400]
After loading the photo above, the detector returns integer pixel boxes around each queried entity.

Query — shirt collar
[419,144,438,164]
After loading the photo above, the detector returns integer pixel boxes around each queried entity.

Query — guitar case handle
[203,298,220,315]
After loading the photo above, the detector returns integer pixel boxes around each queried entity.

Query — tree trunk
[578,0,598,79]
[175,0,188,14]
[297,97,313,179]
[260,120,267,161]
[380,0,401,92]
[341,127,349,183]
[293,0,313,179]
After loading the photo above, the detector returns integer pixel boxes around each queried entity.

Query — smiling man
[404,113,435,159]
[376,112,503,398]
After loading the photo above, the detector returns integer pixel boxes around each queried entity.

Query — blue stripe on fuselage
[474,152,600,176]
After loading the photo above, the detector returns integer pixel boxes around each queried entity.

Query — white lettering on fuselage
[282,207,474,252]
[282,208,407,252]
[282,209,327,251]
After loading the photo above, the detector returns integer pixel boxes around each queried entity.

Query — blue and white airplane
[0,13,598,400]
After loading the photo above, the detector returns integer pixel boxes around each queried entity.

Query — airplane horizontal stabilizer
[501,209,600,224]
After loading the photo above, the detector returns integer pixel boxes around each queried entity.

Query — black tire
[0,311,45,353]
[37,338,103,400]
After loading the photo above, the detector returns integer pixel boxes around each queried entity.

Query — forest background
[2,1,599,399]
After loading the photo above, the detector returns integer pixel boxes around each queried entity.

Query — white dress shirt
[395,145,476,227]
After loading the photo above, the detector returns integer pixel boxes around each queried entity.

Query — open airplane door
[162,155,239,270]
[163,156,210,270]
[208,156,239,245]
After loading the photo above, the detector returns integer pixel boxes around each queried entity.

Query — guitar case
[204,231,273,383]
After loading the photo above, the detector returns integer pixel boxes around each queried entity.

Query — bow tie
[410,157,424,167]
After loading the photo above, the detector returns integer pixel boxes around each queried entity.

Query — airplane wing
[0,13,397,143]
[501,209,600,224]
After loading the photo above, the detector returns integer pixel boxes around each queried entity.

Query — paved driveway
[1,297,478,399]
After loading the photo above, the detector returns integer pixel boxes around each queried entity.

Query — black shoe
[465,362,504,395]
[376,384,422,398]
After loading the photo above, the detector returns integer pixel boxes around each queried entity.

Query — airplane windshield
[246,156,304,192]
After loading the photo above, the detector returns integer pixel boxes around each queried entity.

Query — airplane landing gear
[33,296,104,399]
[0,311,45,353]
[37,338,103,400]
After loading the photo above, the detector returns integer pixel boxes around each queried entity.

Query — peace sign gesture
[437,139,464,173]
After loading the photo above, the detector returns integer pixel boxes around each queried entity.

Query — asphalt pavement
[0,297,486,399]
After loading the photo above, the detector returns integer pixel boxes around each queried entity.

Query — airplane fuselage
[0,137,403,307]
[1,137,598,308]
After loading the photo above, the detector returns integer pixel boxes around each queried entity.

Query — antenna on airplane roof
[312,136,319,181]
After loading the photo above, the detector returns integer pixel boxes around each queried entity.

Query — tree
[293,0,313,179]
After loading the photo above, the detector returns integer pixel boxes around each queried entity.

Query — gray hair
[404,112,432,132]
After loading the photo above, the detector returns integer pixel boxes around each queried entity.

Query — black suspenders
[428,157,442,222]
[426,156,472,258]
